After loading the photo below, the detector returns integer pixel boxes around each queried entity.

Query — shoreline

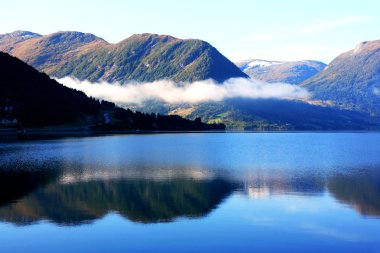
[0,128,227,142]
[1,128,380,143]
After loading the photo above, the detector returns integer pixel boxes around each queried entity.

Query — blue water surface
[0,133,379,252]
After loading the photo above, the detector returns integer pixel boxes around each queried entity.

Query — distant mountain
[0,52,224,130]
[236,59,326,84]
[301,40,380,116]
[0,30,41,50]
[0,31,247,83]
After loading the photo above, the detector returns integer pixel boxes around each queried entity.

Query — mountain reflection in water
[0,160,379,226]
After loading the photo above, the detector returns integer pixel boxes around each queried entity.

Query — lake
[0,133,380,252]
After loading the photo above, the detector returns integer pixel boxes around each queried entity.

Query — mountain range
[236,59,326,84]
[236,41,380,118]
[0,31,247,83]
[1,30,380,130]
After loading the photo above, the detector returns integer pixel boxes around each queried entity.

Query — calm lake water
[1,133,380,252]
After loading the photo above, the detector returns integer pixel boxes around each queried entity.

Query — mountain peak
[236,59,326,85]
[349,40,380,56]
[120,33,180,45]
[301,39,380,116]
[44,31,105,43]
[0,30,41,45]
[236,59,284,72]
[131,33,177,39]
[1,30,41,38]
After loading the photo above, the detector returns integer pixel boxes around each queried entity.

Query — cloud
[56,77,310,105]
[301,16,374,34]
[300,223,369,242]
[244,33,283,43]
[374,87,380,96]
[237,16,375,62]
[243,16,373,43]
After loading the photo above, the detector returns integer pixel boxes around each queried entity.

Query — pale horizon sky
[1,0,379,63]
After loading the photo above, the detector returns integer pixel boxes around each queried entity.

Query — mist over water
[56,77,310,105]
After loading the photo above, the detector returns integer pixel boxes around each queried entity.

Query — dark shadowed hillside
[0,52,101,127]
[0,52,224,130]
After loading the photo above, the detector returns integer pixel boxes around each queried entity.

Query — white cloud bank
[56,77,310,105]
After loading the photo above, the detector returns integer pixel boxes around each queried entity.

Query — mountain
[0,31,247,83]
[0,30,41,50]
[301,40,380,116]
[2,30,379,130]
[0,52,224,130]
[236,59,326,84]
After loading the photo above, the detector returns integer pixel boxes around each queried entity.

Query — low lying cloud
[56,77,310,105]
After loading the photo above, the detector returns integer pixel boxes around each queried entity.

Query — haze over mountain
[301,40,380,116]
[55,76,379,130]
[236,59,326,85]
[0,31,247,83]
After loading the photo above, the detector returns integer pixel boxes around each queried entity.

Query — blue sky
[1,0,379,63]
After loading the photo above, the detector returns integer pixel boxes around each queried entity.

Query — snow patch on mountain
[239,60,284,71]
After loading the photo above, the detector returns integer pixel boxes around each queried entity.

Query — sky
[1,0,379,63]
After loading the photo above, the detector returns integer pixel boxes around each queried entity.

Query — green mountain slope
[0,31,247,83]
[301,40,380,116]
